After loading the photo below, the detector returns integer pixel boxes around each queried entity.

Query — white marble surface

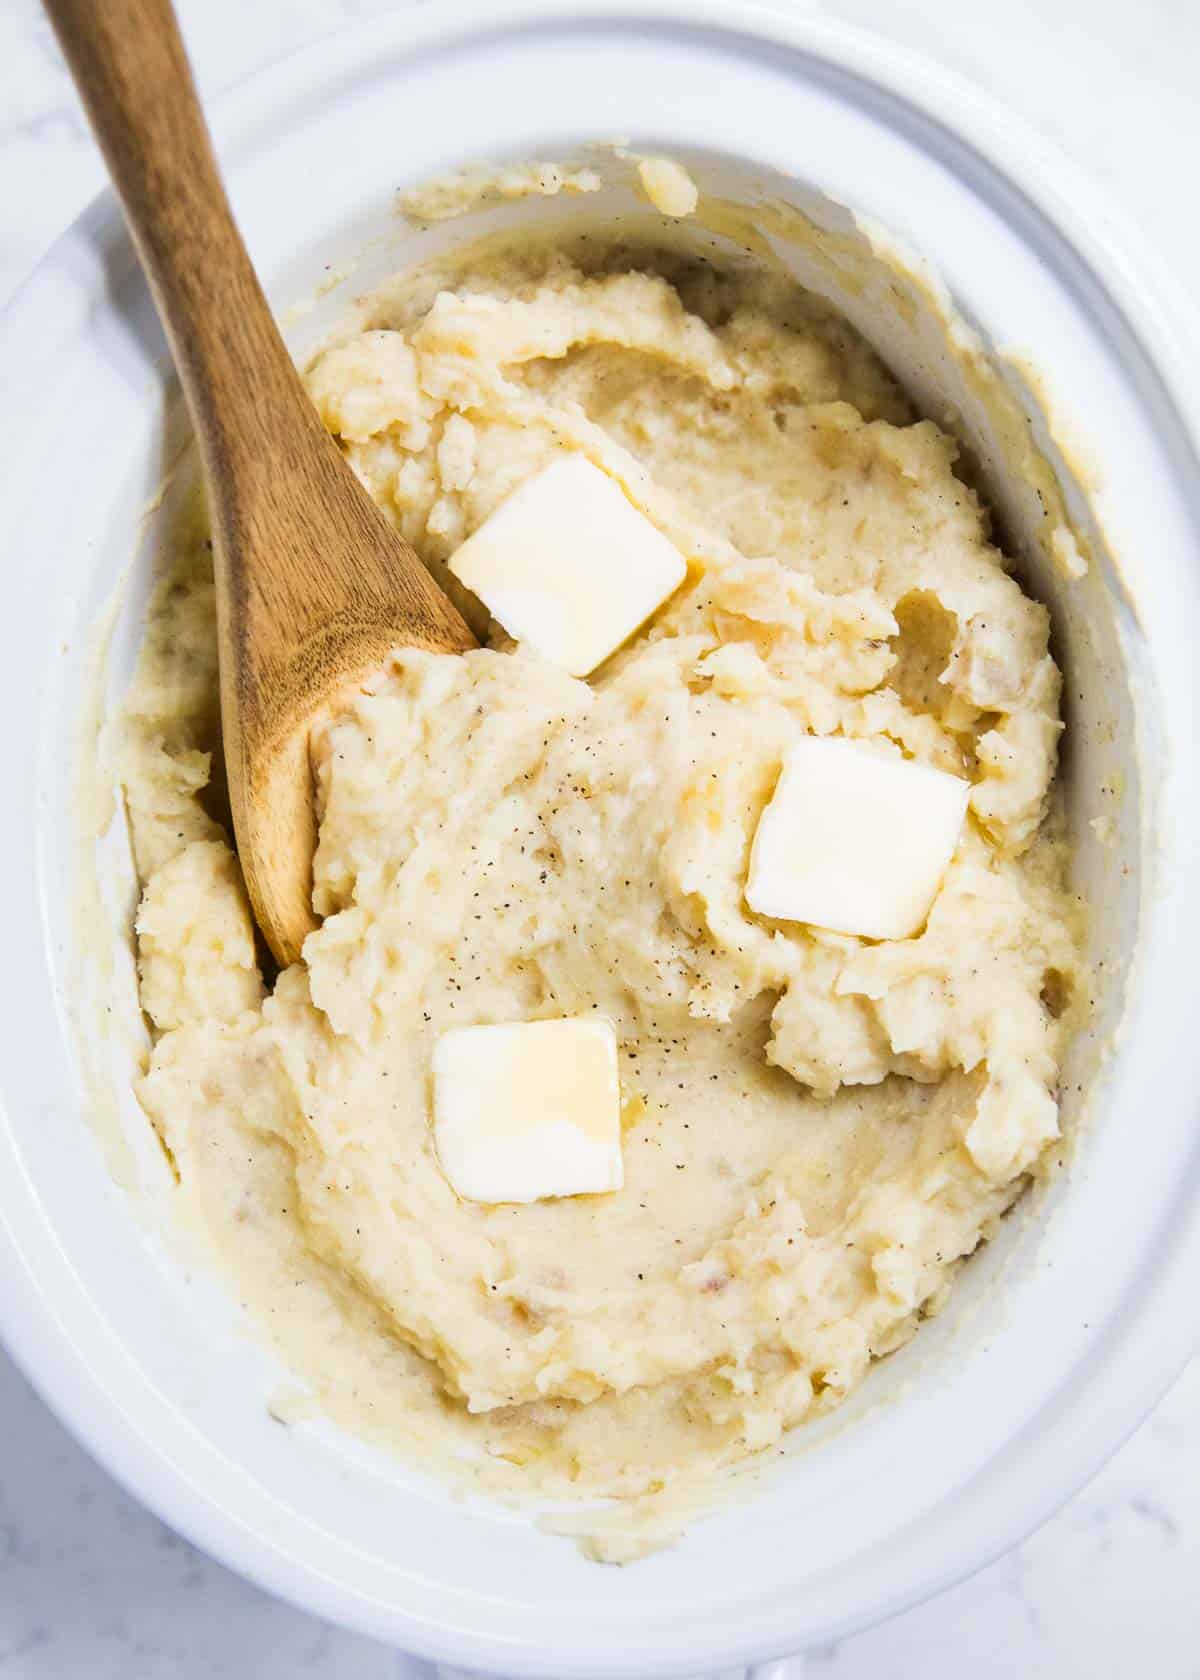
[1,0,1198,1673]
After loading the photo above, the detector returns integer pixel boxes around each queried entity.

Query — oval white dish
[0,5,1198,1676]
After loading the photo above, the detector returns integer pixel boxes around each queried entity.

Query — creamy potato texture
[122,235,1082,1553]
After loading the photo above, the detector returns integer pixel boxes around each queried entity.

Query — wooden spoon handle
[43,0,307,474]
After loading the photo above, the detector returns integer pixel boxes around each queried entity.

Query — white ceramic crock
[1,4,1199,1676]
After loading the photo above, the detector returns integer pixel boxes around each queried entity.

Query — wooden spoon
[46,0,477,967]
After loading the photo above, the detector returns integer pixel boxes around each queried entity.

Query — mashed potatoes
[120,234,1082,1549]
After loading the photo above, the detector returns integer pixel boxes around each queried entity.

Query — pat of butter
[447,456,687,677]
[432,1017,623,1204]
[637,157,699,217]
[746,737,970,941]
